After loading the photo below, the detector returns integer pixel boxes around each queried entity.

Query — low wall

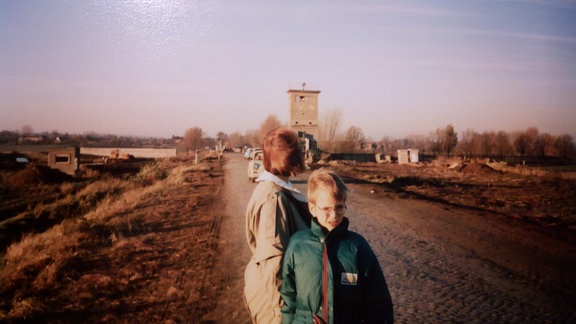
[80,147,177,159]
[328,153,377,163]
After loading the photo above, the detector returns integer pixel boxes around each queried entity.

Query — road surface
[213,153,576,323]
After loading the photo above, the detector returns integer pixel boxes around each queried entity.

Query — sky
[1,0,575,140]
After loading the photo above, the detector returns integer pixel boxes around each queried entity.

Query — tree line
[4,115,575,163]
[181,112,575,163]
[318,110,575,162]
[0,127,175,148]
[374,125,575,162]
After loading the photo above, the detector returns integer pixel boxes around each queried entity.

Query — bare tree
[341,126,365,152]
[21,125,34,135]
[525,127,540,156]
[468,132,484,157]
[216,131,228,143]
[514,127,539,156]
[434,124,458,156]
[181,127,204,151]
[407,134,429,153]
[494,131,512,157]
[513,133,530,157]
[258,115,283,144]
[457,128,477,157]
[321,108,342,145]
[227,131,245,149]
[480,131,496,157]
[319,109,343,152]
[245,129,260,148]
[533,133,555,157]
[554,134,576,160]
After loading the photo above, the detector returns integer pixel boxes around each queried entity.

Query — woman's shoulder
[255,181,306,200]
[252,180,283,195]
[246,181,279,208]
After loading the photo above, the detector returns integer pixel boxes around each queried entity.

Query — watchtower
[288,83,320,141]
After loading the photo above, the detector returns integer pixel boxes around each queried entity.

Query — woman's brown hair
[262,128,305,177]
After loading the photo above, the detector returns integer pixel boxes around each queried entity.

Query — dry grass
[0,157,223,322]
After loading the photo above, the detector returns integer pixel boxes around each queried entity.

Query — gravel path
[211,155,253,323]
[214,153,576,323]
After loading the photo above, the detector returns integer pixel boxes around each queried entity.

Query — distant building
[288,83,320,142]
[172,135,183,144]
[18,135,44,144]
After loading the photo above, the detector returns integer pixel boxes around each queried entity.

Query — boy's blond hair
[307,169,350,204]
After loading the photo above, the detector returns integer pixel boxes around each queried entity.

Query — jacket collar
[311,217,349,240]
[256,170,307,203]
[257,170,294,190]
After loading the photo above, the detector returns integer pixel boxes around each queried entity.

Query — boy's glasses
[316,204,346,215]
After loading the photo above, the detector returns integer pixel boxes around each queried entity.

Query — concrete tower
[288,82,320,140]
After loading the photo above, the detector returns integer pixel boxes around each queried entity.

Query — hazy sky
[1,0,575,140]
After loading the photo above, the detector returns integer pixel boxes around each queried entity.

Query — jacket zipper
[322,238,328,322]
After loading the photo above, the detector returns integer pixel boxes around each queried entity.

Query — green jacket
[281,217,394,324]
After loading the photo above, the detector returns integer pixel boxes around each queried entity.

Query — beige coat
[244,180,310,324]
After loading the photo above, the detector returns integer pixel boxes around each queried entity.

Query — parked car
[249,148,263,160]
[244,147,254,159]
[248,159,263,182]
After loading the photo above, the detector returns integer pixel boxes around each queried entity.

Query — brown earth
[1,153,575,322]
[332,157,576,231]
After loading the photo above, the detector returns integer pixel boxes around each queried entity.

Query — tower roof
[287,89,321,94]
[287,82,321,94]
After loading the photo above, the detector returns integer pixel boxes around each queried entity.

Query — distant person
[244,127,312,324]
[280,169,394,324]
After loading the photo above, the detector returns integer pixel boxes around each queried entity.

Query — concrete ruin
[48,147,79,176]
[397,149,419,164]
[376,153,392,164]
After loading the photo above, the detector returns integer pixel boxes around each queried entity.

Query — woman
[244,127,311,324]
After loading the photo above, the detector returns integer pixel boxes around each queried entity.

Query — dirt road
[212,153,576,323]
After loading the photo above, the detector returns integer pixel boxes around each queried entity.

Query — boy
[280,169,394,324]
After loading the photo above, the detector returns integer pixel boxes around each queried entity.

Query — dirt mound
[5,165,73,187]
[459,162,498,175]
